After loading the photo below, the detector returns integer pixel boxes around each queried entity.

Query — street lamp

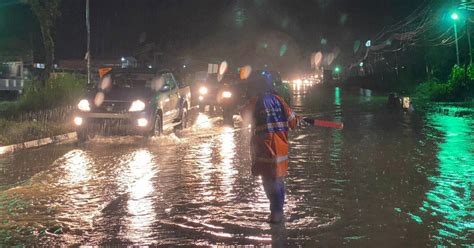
[365,40,372,48]
[451,12,460,65]
[451,13,459,21]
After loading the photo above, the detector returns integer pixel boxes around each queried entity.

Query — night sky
[1,0,424,73]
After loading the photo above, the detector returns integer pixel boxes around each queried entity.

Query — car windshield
[106,72,155,89]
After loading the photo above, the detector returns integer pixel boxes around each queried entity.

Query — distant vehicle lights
[222,91,232,98]
[199,86,208,95]
[292,78,317,86]
[293,79,302,85]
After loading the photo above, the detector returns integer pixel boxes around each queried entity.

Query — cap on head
[248,70,274,94]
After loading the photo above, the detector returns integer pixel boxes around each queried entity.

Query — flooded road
[0,85,473,246]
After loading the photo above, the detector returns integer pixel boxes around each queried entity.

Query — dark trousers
[262,176,285,214]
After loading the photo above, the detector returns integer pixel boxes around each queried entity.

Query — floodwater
[0,84,473,246]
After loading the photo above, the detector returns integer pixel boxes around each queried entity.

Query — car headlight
[129,100,146,112]
[137,118,148,127]
[199,86,208,95]
[74,117,83,126]
[78,99,91,111]
[222,91,232,98]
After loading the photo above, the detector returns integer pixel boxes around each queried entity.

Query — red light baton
[314,119,344,129]
[302,117,344,129]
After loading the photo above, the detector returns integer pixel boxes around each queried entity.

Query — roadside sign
[208,63,218,74]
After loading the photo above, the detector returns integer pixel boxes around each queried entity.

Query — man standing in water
[241,71,300,223]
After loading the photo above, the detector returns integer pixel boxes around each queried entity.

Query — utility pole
[467,21,472,64]
[86,0,91,84]
[454,21,460,65]
[452,12,460,65]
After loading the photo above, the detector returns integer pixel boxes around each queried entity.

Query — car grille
[87,119,137,135]
[94,101,130,113]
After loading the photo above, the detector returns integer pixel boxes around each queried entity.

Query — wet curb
[0,132,77,155]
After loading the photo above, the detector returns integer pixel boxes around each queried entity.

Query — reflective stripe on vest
[255,121,289,132]
[254,93,289,134]
[288,111,296,121]
[255,155,289,163]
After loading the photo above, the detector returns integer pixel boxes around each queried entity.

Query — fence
[15,105,75,123]
[0,79,26,91]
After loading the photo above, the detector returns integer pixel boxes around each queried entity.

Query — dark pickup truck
[73,68,191,141]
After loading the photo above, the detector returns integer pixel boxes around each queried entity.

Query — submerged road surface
[0,85,473,246]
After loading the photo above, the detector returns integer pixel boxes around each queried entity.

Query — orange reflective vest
[243,93,298,177]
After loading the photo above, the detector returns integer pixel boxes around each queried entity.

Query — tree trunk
[39,22,54,84]
[25,0,61,86]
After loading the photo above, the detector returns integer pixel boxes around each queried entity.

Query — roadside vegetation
[414,64,474,102]
[344,63,474,108]
[0,73,86,146]
[0,119,71,146]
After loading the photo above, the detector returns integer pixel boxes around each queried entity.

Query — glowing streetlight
[365,40,372,48]
[451,13,459,20]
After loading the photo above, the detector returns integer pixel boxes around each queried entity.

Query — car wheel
[199,104,205,112]
[153,114,163,137]
[210,105,217,113]
[77,129,94,142]
[223,111,233,125]
[177,108,188,130]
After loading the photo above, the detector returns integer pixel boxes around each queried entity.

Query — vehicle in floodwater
[195,73,221,113]
[216,72,245,124]
[73,68,191,141]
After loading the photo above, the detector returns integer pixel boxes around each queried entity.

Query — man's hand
[296,116,344,129]
[298,117,313,127]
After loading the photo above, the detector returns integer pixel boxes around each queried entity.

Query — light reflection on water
[55,150,97,233]
[119,150,157,243]
[194,112,213,129]
[408,109,474,245]
[218,127,237,199]
[330,87,343,169]
[194,137,214,190]
[59,150,93,185]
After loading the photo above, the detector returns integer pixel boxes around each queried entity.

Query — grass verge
[0,119,72,146]
[0,73,85,146]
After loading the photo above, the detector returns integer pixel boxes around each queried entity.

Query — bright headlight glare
[137,118,148,127]
[129,100,146,112]
[222,91,232,98]
[78,99,91,111]
[199,86,208,95]
[74,117,83,126]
